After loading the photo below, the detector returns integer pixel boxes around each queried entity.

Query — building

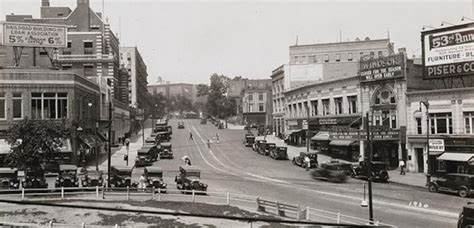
[271,65,286,137]
[241,79,272,128]
[0,0,130,145]
[0,69,105,165]
[147,83,197,103]
[119,47,153,110]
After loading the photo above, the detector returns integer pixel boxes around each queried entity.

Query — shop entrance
[415,148,424,173]
[372,142,399,169]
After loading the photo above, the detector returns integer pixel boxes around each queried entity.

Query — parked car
[145,137,156,144]
[352,161,389,182]
[178,122,185,129]
[243,133,255,147]
[175,165,207,193]
[0,168,19,189]
[82,169,104,187]
[292,152,318,169]
[429,173,474,198]
[55,164,79,188]
[144,166,167,191]
[109,166,137,188]
[253,140,267,152]
[23,168,48,188]
[200,118,207,124]
[262,143,276,156]
[155,132,171,142]
[270,146,288,160]
[159,142,174,159]
[135,149,154,167]
[458,202,474,227]
[141,144,159,161]
[310,163,348,183]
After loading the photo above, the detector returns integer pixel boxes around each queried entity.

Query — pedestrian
[118,136,122,145]
[189,132,193,140]
[125,138,130,151]
[184,157,192,166]
[122,136,126,146]
[215,132,220,144]
[139,173,146,190]
[304,156,311,171]
[207,139,211,149]
[399,159,406,175]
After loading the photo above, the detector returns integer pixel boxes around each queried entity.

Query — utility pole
[107,101,112,187]
[306,103,310,153]
[365,112,374,223]
[420,101,430,186]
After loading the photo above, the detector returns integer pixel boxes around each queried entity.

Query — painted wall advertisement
[0,22,67,48]
[422,23,474,78]
[359,53,405,82]
[429,139,445,152]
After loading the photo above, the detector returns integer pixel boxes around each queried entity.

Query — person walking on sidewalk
[189,132,193,140]
[399,159,406,175]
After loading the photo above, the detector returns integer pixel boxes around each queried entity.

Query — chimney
[42,0,50,7]
[77,0,89,6]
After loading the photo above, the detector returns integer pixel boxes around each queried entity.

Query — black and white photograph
[0,0,472,227]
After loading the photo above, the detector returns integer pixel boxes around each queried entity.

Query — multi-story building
[148,83,197,103]
[241,79,272,128]
[271,65,286,137]
[119,47,153,111]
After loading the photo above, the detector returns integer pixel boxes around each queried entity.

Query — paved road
[99,119,468,227]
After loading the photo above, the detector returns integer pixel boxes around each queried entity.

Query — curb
[388,180,427,190]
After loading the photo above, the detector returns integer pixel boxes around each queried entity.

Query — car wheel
[428,184,438,193]
[459,188,469,198]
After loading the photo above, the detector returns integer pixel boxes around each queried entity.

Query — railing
[0,187,393,227]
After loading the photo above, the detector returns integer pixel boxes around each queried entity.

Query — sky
[0,0,471,84]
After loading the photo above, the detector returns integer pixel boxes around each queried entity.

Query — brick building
[241,79,272,128]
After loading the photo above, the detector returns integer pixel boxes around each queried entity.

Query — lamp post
[88,100,99,171]
[420,100,430,186]
[76,126,83,167]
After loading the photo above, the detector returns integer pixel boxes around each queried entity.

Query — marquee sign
[0,21,67,48]
[359,53,405,82]
[422,22,474,78]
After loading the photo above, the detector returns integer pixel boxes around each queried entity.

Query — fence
[0,187,393,227]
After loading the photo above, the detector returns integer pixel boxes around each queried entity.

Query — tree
[196,84,210,97]
[207,73,236,119]
[151,93,169,118]
[5,118,70,170]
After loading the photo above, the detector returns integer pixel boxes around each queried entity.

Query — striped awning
[437,153,474,162]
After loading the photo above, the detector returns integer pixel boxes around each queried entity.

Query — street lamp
[88,100,99,171]
[419,100,430,186]
[76,126,84,168]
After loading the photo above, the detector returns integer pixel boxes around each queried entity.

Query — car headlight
[122,180,126,183]
[163,183,167,187]
[13,183,18,188]
[203,184,208,188]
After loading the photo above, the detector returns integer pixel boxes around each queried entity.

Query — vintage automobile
[159,142,174,159]
[82,169,104,187]
[144,166,167,191]
[458,202,474,227]
[292,152,318,169]
[145,137,156,144]
[109,166,137,188]
[141,144,159,161]
[429,173,474,198]
[328,159,354,176]
[200,118,207,124]
[352,161,389,182]
[0,168,19,189]
[252,140,267,152]
[262,143,276,156]
[155,131,171,142]
[135,149,154,167]
[243,133,255,147]
[175,165,207,193]
[310,163,348,183]
[178,122,185,129]
[55,164,79,188]
[23,168,48,188]
[270,146,288,160]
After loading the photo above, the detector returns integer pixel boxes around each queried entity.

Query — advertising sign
[359,53,405,82]
[0,22,67,48]
[429,139,445,152]
[422,23,474,78]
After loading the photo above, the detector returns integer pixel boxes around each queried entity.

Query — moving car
[144,166,167,191]
[292,152,318,169]
[109,166,137,188]
[135,149,154,167]
[253,140,267,152]
[159,142,174,159]
[243,133,255,147]
[262,143,276,156]
[310,163,348,183]
[270,146,288,160]
[55,164,79,187]
[23,168,48,188]
[178,122,185,129]
[175,165,207,193]
[328,159,354,176]
[429,173,474,198]
[81,169,104,187]
[352,161,389,182]
[458,202,474,227]
[0,168,19,189]
[200,118,207,124]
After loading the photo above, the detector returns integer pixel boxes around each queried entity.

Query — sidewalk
[257,135,427,189]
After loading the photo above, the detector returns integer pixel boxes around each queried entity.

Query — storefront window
[465,112,474,134]
[31,92,68,119]
[430,113,453,134]
[436,160,446,172]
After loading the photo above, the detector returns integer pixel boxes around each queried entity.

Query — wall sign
[429,139,445,152]
[359,53,405,82]
[0,21,67,48]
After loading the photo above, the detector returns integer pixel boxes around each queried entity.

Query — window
[335,54,340,62]
[348,96,357,114]
[294,56,299,63]
[31,92,67,119]
[360,52,364,58]
[258,93,264,101]
[322,99,330,116]
[258,103,264,112]
[84,41,93,54]
[84,65,94,77]
[84,41,93,48]
[12,93,22,119]
[334,97,343,114]
[464,112,474,134]
[324,55,329,62]
[370,51,375,58]
[416,117,422,134]
[391,115,397,128]
[430,113,453,134]
[375,116,380,125]
[0,93,5,119]
[309,55,316,63]
[311,100,318,116]
[348,53,353,61]
[67,41,72,48]
[374,88,396,105]
[39,50,48,55]
[62,64,72,70]
[378,51,383,57]
[248,94,253,101]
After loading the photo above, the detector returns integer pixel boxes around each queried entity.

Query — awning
[284,129,303,140]
[437,153,474,162]
[329,140,358,146]
[59,138,72,153]
[0,139,11,155]
[80,135,102,148]
[311,131,330,141]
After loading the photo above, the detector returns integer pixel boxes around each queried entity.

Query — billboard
[422,23,474,78]
[359,53,405,82]
[0,21,67,48]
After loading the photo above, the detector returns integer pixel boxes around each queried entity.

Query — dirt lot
[0,199,296,227]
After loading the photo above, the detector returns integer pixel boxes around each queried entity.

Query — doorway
[415,148,424,173]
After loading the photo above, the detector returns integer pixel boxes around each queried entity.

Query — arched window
[372,87,396,106]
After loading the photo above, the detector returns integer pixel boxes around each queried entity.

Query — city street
[97,119,468,227]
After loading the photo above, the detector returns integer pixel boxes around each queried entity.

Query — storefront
[284,119,305,146]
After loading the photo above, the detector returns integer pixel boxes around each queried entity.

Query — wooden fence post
[152,187,155,200]
[101,186,105,199]
[192,190,195,202]
[158,188,161,201]
[306,206,310,221]
[96,185,99,198]
[337,210,341,224]
[61,187,64,199]
[226,192,230,205]
[21,188,25,199]
[126,186,130,200]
